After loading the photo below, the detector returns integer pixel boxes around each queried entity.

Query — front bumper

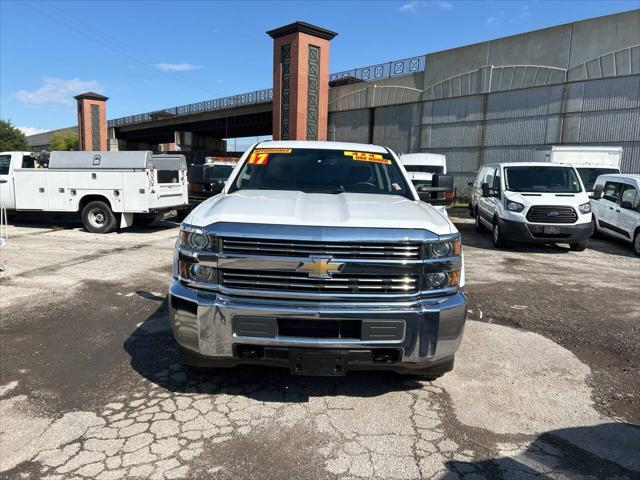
[168,280,467,374]
[499,218,592,244]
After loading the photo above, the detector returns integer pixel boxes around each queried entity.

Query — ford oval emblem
[546,211,560,217]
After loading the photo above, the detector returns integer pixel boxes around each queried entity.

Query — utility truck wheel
[569,240,588,252]
[634,230,640,256]
[474,210,487,233]
[82,201,116,233]
[492,219,509,248]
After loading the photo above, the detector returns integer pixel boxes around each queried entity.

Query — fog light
[190,263,214,282]
[432,241,451,258]
[427,272,449,289]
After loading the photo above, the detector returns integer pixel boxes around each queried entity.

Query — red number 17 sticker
[247,152,269,165]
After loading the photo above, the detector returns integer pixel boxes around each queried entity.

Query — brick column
[74,92,109,151]
[267,22,337,141]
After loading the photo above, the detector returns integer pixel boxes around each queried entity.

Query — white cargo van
[0,151,188,233]
[470,162,592,250]
[535,146,622,192]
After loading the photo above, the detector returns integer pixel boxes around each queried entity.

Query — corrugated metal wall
[330,74,640,197]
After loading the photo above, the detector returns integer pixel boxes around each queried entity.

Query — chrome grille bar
[221,238,421,259]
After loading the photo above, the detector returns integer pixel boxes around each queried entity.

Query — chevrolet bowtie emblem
[297,257,345,279]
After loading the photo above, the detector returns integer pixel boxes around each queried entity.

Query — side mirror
[481,182,491,197]
[592,184,603,200]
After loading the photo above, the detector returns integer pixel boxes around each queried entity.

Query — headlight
[426,271,460,290]
[578,202,591,214]
[431,239,462,258]
[179,260,216,283]
[180,229,211,250]
[506,201,525,212]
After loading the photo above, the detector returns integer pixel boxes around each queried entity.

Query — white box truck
[0,151,188,233]
[535,146,622,192]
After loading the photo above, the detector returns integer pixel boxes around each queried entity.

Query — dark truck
[187,160,236,207]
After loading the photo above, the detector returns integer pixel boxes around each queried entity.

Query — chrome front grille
[220,270,419,295]
[221,238,421,260]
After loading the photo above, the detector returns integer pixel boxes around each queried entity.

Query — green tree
[50,129,78,151]
[0,119,29,151]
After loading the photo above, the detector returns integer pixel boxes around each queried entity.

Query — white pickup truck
[0,150,188,233]
[169,141,467,378]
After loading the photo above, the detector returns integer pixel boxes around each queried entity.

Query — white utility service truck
[0,151,188,233]
[535,146,622,193]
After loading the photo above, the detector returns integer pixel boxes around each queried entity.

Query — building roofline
[266,21,337,40]
[74,91,109,101]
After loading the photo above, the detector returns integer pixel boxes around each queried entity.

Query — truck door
[599,181,623,237]
[14,154,49,210]
[0,153,15,209]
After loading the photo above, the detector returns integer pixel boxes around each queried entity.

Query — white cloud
[15,77,102,106]
[153,63,202,72]
[17,126,48,136]
[399,0,453,13]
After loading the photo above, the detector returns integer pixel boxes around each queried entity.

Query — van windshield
[404,165,444,174]
[230,147,411,198]
[576,167,620,191]
[504,166,582,193]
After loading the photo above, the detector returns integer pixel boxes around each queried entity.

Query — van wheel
[570,240,588,252]
[492,219,509,248]
[634,230,640,256]
[82,201,116,233]
[591,217,600,238]
[474,210,487,233]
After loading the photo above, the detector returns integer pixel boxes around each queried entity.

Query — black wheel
[591,216,600,238]
[492,218,509,248]
[82,201,116,233]
[132,214,158,227]
[474,209,487,233]
[569,240,588,252]
[633,230,640,256]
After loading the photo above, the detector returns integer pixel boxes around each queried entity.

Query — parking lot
[1,212,639,480]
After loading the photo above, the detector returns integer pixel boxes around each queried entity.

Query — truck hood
[187,189,454,235]
[504,191,590,206]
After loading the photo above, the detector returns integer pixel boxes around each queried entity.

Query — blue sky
[1,0,637,141]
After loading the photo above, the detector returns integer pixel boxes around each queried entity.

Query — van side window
[602,182,622,202]
[620,185,639,211]
[483,169,494,188]
[0,154,10,175]
[474,168,485,187]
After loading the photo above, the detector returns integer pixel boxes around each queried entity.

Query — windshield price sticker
[254,148,292,154]
[247,152,270,165]
[344,151,391,164]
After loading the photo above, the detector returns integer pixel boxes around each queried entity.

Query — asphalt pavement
[0,213,638,480]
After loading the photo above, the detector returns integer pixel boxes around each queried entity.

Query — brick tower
[74,92,109,151]
[267,22,337,141]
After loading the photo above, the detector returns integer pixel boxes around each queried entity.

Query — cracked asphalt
[0,213,639,480]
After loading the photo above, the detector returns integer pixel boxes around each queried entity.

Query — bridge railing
[107,55,427,128]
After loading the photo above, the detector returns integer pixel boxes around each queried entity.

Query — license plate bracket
[543,225,561,234]
[289,350,347,376]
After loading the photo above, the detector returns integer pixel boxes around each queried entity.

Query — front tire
[633,230,640,256]
[492,218,509,248]
[591,216,600,238]
[570,240,588,252]
[82,201,116,233]
[474,209,487,233]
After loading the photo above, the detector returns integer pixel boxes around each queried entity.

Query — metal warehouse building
[327,9,640,194]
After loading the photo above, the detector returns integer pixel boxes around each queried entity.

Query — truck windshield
[0,155,10,175]
[504,166,582,193]
[576,167,620,191]
[209,165,234,180]
[230,148,411,198]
